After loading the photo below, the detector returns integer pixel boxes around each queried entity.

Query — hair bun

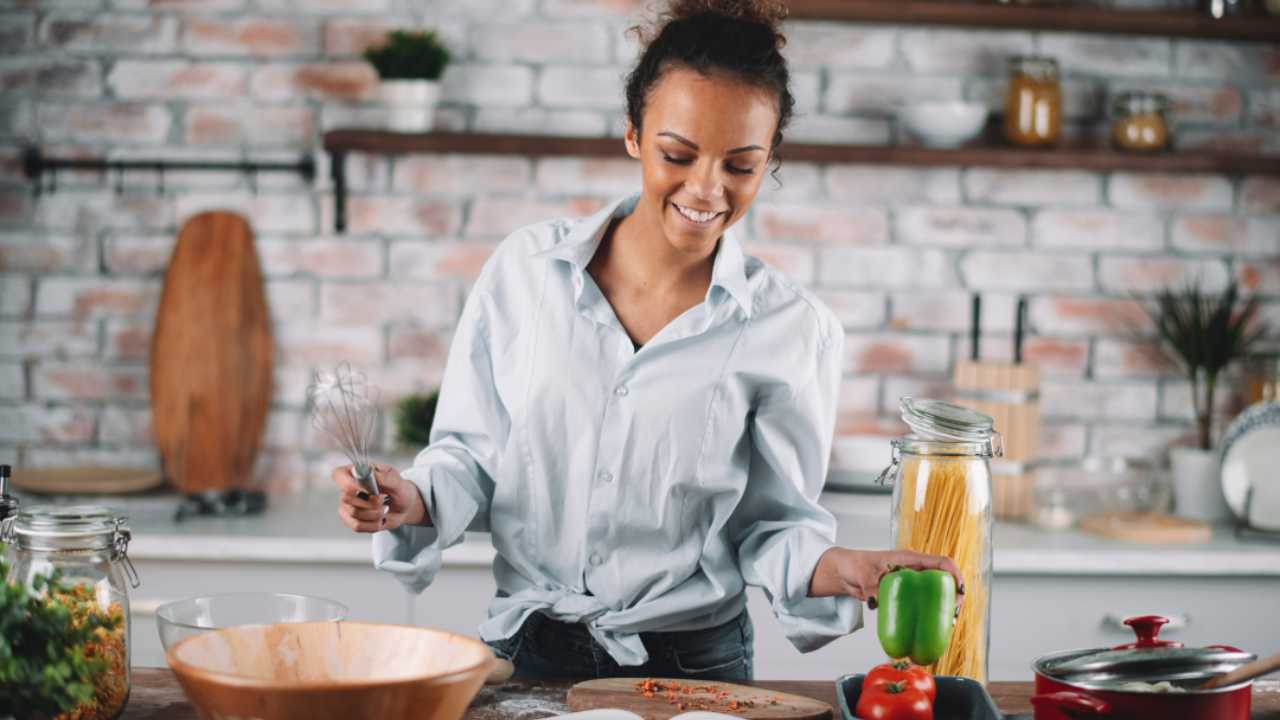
[638,0,788,48]
[666,0,788,28]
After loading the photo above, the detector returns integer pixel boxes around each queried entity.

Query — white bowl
[898,101,989,148]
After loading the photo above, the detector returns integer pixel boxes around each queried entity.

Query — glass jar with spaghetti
[1003,56,1061,147]
[876,397,1000,685]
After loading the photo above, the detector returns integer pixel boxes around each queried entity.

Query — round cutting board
[1078,511,1211,544]
[11,466,162,495]
[567,678,831,720]
[150,211,273,494]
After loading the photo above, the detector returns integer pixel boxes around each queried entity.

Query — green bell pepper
[875,568,957,665]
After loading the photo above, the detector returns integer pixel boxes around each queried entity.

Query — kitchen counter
[17,488,1280,576]
[123,668,1280,719]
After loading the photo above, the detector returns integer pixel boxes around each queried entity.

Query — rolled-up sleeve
[729,325,860,652]
[372,281,508,594]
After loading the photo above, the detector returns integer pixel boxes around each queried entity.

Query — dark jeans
[485,609,754,682]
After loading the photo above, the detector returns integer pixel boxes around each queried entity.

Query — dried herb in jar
[0,562,123,720]
[50,583,128,720]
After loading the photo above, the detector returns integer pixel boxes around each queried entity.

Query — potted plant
[363,29,451,133]
[1143,279,1263,522]
[394,389,440,450]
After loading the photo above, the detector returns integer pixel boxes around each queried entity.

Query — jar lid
[1111,91,1169,116]
[7,504,125,551]
[1008,55,1059,78]
[900,396,994,443]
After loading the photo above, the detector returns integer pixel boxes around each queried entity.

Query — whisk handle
[351,464,380,496]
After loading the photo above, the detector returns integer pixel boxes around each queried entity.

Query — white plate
[552,711,741,720]
[1219,402,1280,527]
[553,710,644,720]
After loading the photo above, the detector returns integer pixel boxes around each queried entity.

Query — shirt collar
[533,193,754,319]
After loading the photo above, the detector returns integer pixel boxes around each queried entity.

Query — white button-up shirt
[373,193,859,666]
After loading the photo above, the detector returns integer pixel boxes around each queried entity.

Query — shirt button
[589,552,604,567]
[597,470,613,483]
[615,385,629,397]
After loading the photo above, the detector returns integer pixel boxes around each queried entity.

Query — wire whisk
[308,362,381,496]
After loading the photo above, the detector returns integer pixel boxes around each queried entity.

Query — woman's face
[625,66,777,257]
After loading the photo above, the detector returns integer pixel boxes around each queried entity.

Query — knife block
[952,360,1041,520]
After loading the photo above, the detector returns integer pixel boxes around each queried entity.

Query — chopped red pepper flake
[630,679,776,713]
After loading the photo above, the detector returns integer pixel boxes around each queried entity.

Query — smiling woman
[331,0,963,684]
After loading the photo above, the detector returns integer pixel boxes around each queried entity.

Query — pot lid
[1046,645,1255,678]
[1038,646,1256,691]
[1036,615,1256,693]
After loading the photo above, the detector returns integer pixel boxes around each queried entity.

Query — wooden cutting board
[1079,511,1212,544]
[150,211,273,494]
[567,678,832,720]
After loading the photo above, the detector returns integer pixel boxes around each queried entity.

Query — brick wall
[1,0,1277,493]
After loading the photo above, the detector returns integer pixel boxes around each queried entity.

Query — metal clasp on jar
[876,443,902,487]
[113,517,140,588]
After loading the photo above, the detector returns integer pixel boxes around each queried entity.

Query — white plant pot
[379,79,441,133]
[1170,446,1232,523]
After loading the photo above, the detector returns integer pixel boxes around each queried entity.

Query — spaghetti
[894,454,992,684]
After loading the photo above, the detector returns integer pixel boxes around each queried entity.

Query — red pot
[1030,615,1256,720]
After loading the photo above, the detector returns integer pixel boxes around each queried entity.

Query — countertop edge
[129,534,1280,576]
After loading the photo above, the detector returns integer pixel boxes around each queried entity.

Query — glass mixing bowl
[157,592,348,651]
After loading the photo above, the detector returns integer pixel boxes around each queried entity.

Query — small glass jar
[1202,0,1254,17]
[1004,56,1062,147]
[1244,347,1280,405]
[877,397,1000,685]
[1111,92,1170,152]
[2,505,139,720]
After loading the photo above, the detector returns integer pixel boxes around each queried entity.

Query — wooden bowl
[166,622,495,720]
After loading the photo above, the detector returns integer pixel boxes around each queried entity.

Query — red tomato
[865,659,937,702]
[854,681,933,720]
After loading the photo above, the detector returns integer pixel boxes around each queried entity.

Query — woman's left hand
[808,547,965,611]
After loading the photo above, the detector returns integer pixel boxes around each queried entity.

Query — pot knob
[1113,615,1183,649]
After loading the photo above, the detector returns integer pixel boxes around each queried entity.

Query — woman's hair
[625,0,793,176]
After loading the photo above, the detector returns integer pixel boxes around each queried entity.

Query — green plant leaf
[395,390,440,448]
[1138,279,1268,448]
[0,560,122,717]
[363,29,451,81]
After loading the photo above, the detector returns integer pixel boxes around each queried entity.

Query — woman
[333,0,963,681]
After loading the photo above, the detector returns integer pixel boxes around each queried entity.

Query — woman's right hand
[331,462,430,533]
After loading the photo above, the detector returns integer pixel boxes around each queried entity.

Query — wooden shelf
[322,129,1279,232]
[324,130,623,158]
[324,129,1279,173]
[787,0,1280,42]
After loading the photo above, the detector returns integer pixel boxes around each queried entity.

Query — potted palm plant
[363,29,451,132]
[1144,279,1264,522]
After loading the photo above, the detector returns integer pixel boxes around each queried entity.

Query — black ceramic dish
[837,673,1006,720]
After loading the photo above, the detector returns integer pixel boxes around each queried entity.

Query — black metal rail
[20,146,316,196]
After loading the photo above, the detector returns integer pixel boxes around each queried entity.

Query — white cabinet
[987,574,1280,681]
